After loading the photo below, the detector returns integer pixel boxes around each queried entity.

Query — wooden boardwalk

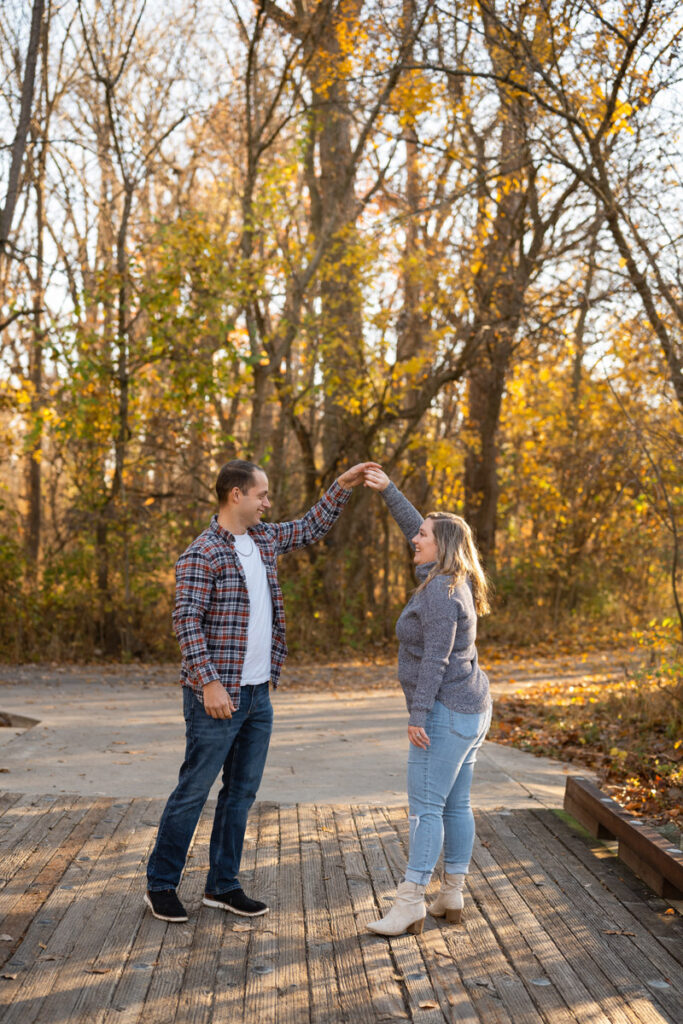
[0,792,681,1023]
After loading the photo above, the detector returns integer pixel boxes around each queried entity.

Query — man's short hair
[216,459,260,506]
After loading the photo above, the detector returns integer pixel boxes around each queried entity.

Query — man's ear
[230,485,242,504]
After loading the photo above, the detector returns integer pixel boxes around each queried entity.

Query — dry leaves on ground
[488,667,683,830]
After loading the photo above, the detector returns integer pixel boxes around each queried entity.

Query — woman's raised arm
[364,467,424,545]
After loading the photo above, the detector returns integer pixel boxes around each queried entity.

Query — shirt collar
[209,514,235,545]
[209,514,260,547]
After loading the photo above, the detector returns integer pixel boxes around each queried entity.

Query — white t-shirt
[233,533,273,686]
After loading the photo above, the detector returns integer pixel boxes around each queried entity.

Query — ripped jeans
[405,700,492,886]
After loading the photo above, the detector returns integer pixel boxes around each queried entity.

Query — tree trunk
[463,350,510,565]
[24,6,50,575]
[0,0,44,267]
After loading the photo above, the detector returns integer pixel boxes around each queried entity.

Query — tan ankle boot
[428,872,465,923]
[367,880,426,936]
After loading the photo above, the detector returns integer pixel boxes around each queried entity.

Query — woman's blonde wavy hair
[416,512,491,615]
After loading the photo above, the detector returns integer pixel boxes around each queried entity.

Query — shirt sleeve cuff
[196,663,220,688]
[408,709,428,728]
[329,479,353,501]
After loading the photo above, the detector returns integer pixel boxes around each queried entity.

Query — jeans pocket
[448,709,482,739]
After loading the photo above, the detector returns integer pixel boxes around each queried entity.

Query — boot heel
[445,908,462,924]
[407,917,425,935]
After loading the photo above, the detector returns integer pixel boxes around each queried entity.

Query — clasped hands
[337,462,389,492]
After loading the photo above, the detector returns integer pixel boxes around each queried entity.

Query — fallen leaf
[1,974,17,980]
[0,935,12,942]
[86,967,111,974]
[233,924,252,933]
[419,1001,439,1010]
[602,930,635,936]
[664,908,675,916]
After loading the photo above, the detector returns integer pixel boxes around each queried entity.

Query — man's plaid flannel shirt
[173,480,352,707]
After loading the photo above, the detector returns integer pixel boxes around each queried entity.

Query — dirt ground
[0,644,637,695]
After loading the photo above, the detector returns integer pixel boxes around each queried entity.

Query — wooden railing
[564,775,683,900]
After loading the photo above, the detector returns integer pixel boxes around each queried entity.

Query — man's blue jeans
[147,683,273,895]
[405,700,492,886]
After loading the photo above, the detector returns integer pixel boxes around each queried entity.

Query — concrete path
[0,657,607,809]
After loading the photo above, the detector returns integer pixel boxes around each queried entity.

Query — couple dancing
[145,459,492,938]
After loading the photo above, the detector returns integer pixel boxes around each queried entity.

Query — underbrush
[488,621,683,830]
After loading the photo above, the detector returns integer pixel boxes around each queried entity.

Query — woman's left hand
[337,462,382,488]
[408,726,430,749]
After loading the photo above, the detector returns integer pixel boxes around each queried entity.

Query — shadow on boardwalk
[0,792,681,1023]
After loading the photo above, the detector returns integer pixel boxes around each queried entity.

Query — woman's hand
[364,466,390,491]
[408,725,430,749]
[337,462,382,488]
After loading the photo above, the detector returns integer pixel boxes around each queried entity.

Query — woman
[364,467,492,937]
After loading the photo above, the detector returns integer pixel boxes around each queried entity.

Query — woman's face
[412,518,438,565]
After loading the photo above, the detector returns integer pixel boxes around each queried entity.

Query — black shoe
[203,888,269,917]
[144,889,188,922]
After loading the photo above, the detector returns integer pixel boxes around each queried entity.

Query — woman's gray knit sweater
[382,482,490,728]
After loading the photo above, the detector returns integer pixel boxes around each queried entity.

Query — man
[145,458,373,922]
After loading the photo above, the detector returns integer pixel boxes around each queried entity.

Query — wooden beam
[564,775,683,899]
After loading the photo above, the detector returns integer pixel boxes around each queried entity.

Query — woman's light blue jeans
[405,700,492,886]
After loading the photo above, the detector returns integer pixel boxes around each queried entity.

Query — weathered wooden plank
[0,796,123,1024]
[507,811,683,1016]
[354,802,477,1024]
[68,798,165,1024]
[98,911,177,1024]
[474,811,615,1024]
[0,793,24,824]
[316,803,377,1024]
[174,801,241,1024]
[0,793,680,1024]
[276,804,309,1024]
[0,794,53,846]
[507,812,678,1024]
[336,806,410,1023]
[369,806,460,1024]
[479,812,673,1024]
[534,809,683,964]
[474,816,660,1024]
[466,845,580,1024]
[297,801,342,1024]
[0,797,106,968]
[0,795,92,918]
[133,807,214,1024]
[389,805,546,1024]
[241,802,280,1024]
[0,795,67,890]
[29,799,157,1024]
[210,802,262,1023]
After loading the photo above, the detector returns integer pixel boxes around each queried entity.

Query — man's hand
[337,462,382,488]
[363,466,390,491]
[203,680,236,719]
[408,725,430,749]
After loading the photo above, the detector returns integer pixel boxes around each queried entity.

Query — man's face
[236,470,271,527]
